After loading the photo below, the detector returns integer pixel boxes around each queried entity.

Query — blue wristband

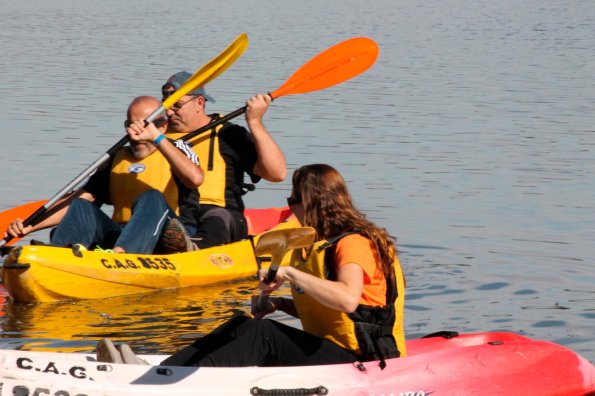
[153,134,166,146]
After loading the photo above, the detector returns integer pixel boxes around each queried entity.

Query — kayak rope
[250,385,329,396]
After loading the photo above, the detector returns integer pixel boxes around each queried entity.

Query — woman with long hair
[98,164,406,367]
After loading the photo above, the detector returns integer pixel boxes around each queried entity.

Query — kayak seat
[244,206,293,235]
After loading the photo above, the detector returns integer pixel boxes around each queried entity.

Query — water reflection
[0,279,264,354]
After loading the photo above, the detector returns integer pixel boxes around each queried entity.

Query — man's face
[165,94,202,133]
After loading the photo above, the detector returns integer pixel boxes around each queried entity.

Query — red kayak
[244,206,293,235]
[0,331,592,395]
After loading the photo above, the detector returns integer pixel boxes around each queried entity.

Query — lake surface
[1,0,593,362]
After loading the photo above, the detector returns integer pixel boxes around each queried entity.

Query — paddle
[0,200,48,247]
[178,36,379,145]
[0,33,249,248]
[254,226,316,312]
[2,36,377,246]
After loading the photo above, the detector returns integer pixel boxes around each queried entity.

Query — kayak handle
[250,385,328,395]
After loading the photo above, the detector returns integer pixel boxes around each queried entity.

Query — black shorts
[192,205,248,248]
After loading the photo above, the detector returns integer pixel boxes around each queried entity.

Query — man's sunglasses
[124,117,167,129]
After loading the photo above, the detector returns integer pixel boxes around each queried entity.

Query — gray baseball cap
[162,71,215,103]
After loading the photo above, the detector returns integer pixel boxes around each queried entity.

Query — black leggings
[160,315,359,367]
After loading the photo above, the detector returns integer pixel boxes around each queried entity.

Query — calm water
[0,0,593,362]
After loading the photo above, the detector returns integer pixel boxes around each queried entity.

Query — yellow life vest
[289,236,407,361]
[109,148,180,223]
[167,116,227,207]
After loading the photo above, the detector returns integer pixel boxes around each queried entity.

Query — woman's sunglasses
[286,197,301,207]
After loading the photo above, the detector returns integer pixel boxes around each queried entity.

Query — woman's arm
[259,264,364,313]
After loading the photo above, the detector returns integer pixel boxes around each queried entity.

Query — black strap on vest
[182,114,221,172]
[319,232,399,369]
[321,231,397,304]
[194,114,254,196]
[207,130,216,171]
[317,232,351,281]
[185,114,220,148]
[206,115,221,171]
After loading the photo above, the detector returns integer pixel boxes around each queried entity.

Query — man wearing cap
[161,71,286,248]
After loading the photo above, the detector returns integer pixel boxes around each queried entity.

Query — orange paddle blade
[0,200,47,246]
[270,37,379,99]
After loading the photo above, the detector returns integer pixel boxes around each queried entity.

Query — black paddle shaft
[255,264,280,312]
[179,106,247,145]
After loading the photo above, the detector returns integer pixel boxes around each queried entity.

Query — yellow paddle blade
[162,33,249,109]
[255,227,316,263]
[253,227,315,312]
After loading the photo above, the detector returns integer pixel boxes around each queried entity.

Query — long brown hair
[290,164,396,276]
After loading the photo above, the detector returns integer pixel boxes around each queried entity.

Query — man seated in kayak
[160,72,287,248]
[98,163,406,367]
[4,96,203,254]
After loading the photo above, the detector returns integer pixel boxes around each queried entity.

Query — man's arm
[128,120,204,188]
[245,94,287,182]
[3,189,95,239]
[158,138,203,188]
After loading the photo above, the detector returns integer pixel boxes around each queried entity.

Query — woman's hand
[250,295,284,319]
[257,266,290,294]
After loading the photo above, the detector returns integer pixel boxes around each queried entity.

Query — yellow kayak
[2,239,259,302]
[1,208,302,303]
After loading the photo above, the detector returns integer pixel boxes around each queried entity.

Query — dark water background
[0,0,593,362]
